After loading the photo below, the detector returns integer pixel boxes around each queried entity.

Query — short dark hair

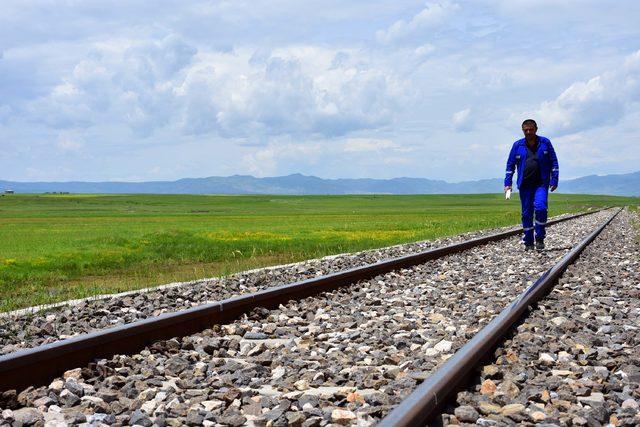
[522,119,537,128]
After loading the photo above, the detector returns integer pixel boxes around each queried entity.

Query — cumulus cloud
[242,141,324,177]
[180,48,402,138]
[376,1,459,44]
[25,40,403,140]
[528,50,640,136]
[451,108,473,132]
[23,34,196,134]
[2,1,639,182]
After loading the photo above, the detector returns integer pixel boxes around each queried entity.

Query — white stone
[255,385,282,397]
[531,411,546,422]
[49,380,64,392]
[140,400,157,414]
[551,370,574,377]
[578,392,605,405]
[80,395,104,406]
[193,361,207,375]
[166,398,181,410]
[551,316,568,326]
[294,379,310,391]
[283,391,303,400]
[557,351,572,362]
[434,340,453,352]
[538,353,556,364]
[200,400,224,412]
[424,348,439,357]
[331,409,357,425]
[272,366,286,380]
[43,413,67,427]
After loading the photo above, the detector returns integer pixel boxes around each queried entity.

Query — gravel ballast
[0,212,587,355]
[440,209,640,426]
[0,209,629,427]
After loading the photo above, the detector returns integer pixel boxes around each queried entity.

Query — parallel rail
[378,207,621,427]
[0,209,600,393]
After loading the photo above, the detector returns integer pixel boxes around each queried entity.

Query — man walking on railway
[504,119,559,250]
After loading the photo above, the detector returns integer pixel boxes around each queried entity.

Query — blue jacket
[504,136,559,189]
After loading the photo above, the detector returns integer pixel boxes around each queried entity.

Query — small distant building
[4,190,14,194]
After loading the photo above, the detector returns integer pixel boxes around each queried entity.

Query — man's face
[522,123,537,139]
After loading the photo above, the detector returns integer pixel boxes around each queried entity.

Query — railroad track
[0,207,633,426]
[378,208,622,426]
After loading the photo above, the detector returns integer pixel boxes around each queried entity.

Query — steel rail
[377,207,622,427]
[0,208,603,393]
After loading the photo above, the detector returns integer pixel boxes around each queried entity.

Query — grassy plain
[0,193,636,311]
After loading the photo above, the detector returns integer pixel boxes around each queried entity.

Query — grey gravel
[0,212,584,355]
[1,208,632,427]
[9,407,42,426]
[442,208,640,426]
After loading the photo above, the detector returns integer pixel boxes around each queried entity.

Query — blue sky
[1,1,639,182]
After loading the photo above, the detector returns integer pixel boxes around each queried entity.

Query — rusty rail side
[378,207,621,427]
[0,209,602,393]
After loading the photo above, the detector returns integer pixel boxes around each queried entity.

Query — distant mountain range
[1,171,639,196]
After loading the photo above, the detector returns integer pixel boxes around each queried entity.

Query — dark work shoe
[525,245,534,251]
[535,240,545,250]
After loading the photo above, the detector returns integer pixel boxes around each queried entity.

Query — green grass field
[0,193,636,311]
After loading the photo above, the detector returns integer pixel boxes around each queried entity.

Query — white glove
[505,189,511,200]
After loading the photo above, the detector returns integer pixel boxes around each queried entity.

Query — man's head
[521,119,537,142]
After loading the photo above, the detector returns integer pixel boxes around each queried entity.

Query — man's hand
[550,185,557,192]
[504,186,512,192]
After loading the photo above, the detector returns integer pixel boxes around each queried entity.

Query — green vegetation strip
[0,193,636,312]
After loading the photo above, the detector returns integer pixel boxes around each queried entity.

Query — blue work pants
[519,186,548,245]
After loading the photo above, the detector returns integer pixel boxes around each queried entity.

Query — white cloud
[624,49,640,68]
[451,108,473,132]
[181,47,403,138]
[25,41,404,140]
[344,138,397,152]
[242,141,324,177]
[1,1,639,182]
[376,1,459,44]
[414,43,435,57]
[22,34,196,134]
[528,49,640,136]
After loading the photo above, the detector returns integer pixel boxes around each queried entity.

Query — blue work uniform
[504,136,559,246]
